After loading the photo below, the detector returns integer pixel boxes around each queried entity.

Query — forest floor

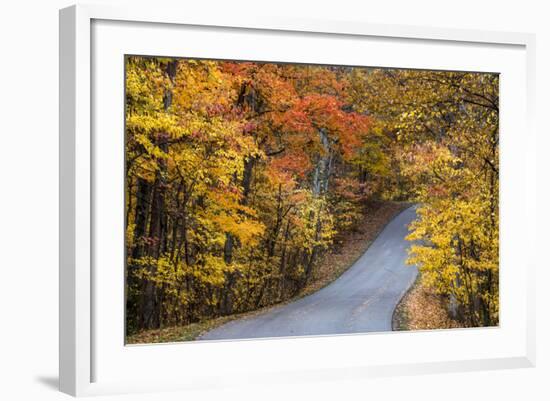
[126,200,410,344]
[392,276,464,331]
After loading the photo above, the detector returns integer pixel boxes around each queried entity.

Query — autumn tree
[125,57,499,334]
[125,58,373,332]
[349,68,499,326]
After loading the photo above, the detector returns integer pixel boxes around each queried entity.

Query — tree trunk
[142,59,178,329]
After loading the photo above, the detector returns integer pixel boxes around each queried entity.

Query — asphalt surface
[199,205,419,341]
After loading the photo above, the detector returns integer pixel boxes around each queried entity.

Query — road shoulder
[392,275,464,331]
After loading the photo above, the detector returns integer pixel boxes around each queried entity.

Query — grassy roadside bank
[127,201,411,344]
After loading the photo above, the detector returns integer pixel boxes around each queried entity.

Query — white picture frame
[59,3,536,397]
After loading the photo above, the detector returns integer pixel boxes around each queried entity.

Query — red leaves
[218,61,373,166]
[242,121,257,134]
[281,94,371,160]
[269,151,311,180]
[204,103,228,117]
[333,177,371,202]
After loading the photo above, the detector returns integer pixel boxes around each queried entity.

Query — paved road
[200,205,419,341]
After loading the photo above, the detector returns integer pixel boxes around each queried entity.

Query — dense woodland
[125,57,499,335]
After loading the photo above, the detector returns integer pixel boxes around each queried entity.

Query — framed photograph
[59,4,536,396]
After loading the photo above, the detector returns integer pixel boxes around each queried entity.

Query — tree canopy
[125,57,499,334]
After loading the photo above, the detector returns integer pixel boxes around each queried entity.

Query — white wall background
[0,0,547,399]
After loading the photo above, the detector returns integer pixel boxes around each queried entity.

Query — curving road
[199,205,418,341]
